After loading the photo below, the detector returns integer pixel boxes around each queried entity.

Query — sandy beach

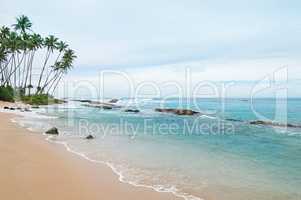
[0,102,180,200]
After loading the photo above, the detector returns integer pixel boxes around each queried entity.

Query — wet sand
[0,101,180,200]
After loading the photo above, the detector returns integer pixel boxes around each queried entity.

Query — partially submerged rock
[85,135,94,139]
[84,102,121,110]
[102,106,113,110]
[155,108,199,116]
[45,127,59,135]
[77,99,92,103]
[124,109,140,113]
[226,118,244,122]
[249,120,301,128]
[9,107,15,110]
[3,106,9,110]
[31,106,40,109]
[109,99,119,103]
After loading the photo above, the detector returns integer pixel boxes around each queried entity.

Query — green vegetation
[21,94,65,105]
[0,15,76,104]
[0,85,14,102]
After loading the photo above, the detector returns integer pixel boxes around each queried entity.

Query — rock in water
[226,118,244,122]
[3,106,9,110]
[85,135,94,139]
[249,120,301,128]
[109,99,119,103]
[155,108,199,116]
[124,109,140,113]
[45,127,59,135]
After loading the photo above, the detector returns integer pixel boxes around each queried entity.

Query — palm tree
[49,49,76,95]
[1,15,76,99]
[0,26,10,41]
[0,47,8,85]
[40,41,68,92]
[4,31,22,87]
[13,15,32,34]
[36,35,58,93]
[23,33,43,92]
[19,33,30,87]
[56,41,68,59]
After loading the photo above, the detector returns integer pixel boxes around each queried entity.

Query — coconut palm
[4,31,22,87]
[40,41,68,92]
[36,35,58,93]
[48,49,76,94]
[0,47,8,85]
[23,33,43,91]
[1,15,76,100]
[13,15,32,34]
[0,26,10,40]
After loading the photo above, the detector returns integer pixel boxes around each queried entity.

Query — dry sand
[0,101,180,200]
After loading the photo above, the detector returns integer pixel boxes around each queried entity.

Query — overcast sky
[1,0,301,98]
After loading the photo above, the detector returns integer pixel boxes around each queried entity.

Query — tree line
[0,15,76,97]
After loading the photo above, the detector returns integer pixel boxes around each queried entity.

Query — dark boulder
[155,108,199,116]
[3,106,9,110]
[109,99,119,103]
[226,118,243,122]
[249,120,301,128]
[78,100,92,103]
[85,135,94,139]
[102,106,113,110]
[124,109,140,113]
[250,120,267,125]
[9,107,15,110]
[45,127,59,135]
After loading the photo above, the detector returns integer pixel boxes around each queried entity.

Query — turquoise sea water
[17,98,301,200]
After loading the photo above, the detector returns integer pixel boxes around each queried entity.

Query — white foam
[5,106,203,200]
[44,135,203,200]
[198,114,217,119]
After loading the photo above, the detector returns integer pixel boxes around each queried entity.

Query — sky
[1,0,301,98]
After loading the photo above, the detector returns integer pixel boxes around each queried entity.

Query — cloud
[1,0,301,97]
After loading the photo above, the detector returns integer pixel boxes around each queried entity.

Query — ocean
[14,98,301,200]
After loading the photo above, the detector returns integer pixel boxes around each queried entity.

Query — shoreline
[0,102,182,200]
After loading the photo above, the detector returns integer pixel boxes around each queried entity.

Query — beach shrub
[0,85,15,102]
[21,94,65,105]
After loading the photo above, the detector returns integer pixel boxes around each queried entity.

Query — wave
[45,135,203,200]
[8,109,203,200]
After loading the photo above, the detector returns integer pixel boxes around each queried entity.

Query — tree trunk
[37,50,51,93]
[51,73,63,96]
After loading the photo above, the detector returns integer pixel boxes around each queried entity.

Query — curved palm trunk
[37,49,51,93]
[39,69,55,94]
[4,53,25,86]
[0,55,13,74]
[40,70,59,94]
[50,73,63,96]
[28,51,35,96]
[47,72,63,94]
[23,51,30,89]
[21,51,28,88]
[0,56,13,86]
[40,51,62,93]
[23,51,34,90]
